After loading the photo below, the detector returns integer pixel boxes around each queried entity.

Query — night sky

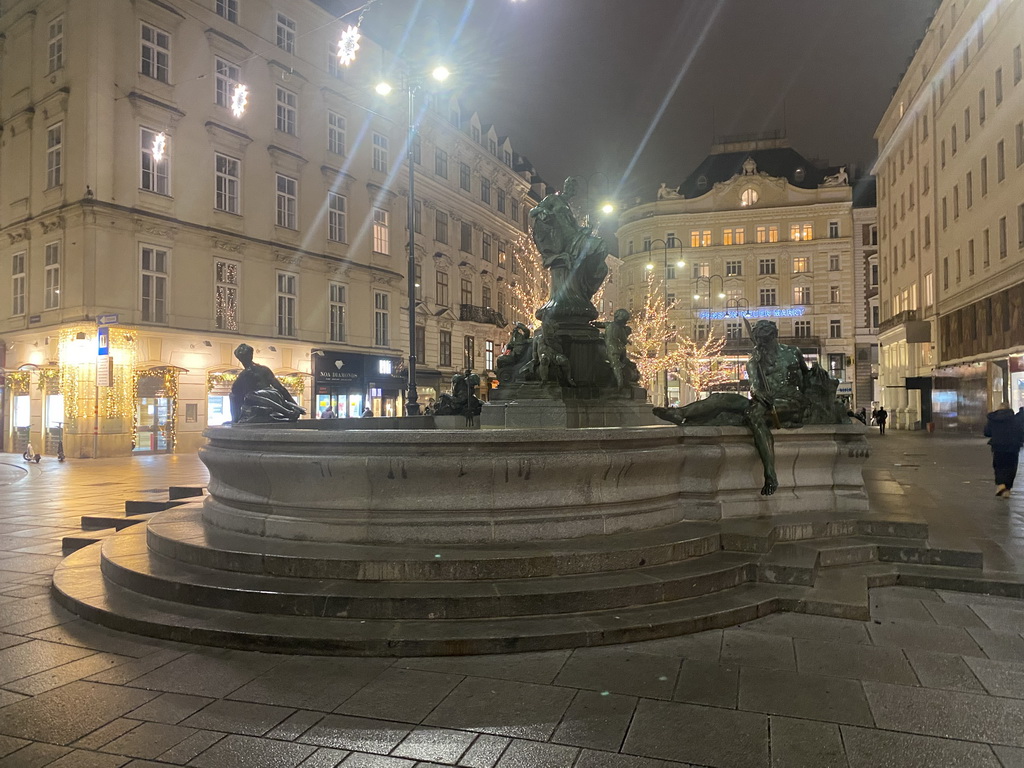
[332,0,942,203]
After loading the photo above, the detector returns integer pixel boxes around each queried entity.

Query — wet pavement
[1,433,1023,767]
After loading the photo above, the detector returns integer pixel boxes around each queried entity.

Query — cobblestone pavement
[1,433,1024,767]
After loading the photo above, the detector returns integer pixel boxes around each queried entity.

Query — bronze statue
[654,320,848,496]
[536,317,575,387]
[529,177,609,323]
[596,309,640,390]
[435,368,484,423]
[495,323,536,384]
[230,343,306,423]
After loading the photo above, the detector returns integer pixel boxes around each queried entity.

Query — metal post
[405,83,420,416]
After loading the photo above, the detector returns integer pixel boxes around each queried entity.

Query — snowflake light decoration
[337,25,361,66]
[231,84,249,118]
[151,132,167,163]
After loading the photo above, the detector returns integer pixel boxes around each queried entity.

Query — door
[134,396,171,453]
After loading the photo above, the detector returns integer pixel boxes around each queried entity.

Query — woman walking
[984,403,1024,498]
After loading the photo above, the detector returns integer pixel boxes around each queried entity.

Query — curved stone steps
[147,506,723,581]
[98,528,755,620]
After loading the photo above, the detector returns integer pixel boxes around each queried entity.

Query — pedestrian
[984,402,1024,498]
[320,406,336,419]
[361,407,374,418]
[858,407,867,423]
[876,406,888,435]
[1017,406,1024,433]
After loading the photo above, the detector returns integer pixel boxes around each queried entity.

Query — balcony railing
[460,304,508,328]
[878,309,918,334]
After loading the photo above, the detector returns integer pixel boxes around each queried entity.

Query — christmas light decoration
[672,334,731,397]
[507,232,549,329]
[151,132,167,163]
[230,84,248,118]
[7,370,31,394]
[337,25,361,66]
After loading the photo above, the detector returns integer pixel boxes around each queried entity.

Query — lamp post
[645,238,685,406]
[376,64,450,416]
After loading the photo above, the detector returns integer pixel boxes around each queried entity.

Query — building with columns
[874,0,1024,432]
[615,136,864,408]
[0,0,539,457]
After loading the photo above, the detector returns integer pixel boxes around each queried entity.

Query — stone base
[481,398,660,429]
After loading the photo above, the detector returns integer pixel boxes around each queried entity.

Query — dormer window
[794,167,805,183]
[697,175,708,191]
[740,188,758,207]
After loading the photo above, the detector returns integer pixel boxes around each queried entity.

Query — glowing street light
[431,65,450,82]
[375,81,393,96]
[601,202,615,215]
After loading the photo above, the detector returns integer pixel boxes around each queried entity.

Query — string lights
[151,132,167,163]
[337,25,361,66]
[230,84,249,118]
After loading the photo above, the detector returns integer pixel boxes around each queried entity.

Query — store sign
[97,326,109,356]
[697,306,807,321]
[836,381,853,396]
[96,355,114,387]
[96,313,119,325]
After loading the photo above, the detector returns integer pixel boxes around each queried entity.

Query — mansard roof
[677,145,829,198]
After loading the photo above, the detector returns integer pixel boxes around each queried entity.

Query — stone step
[147,506,724,581]
[720,515,929,553]
[98,528,756,620]
[62,529,117,553]
[81,512,156,531]
[168,486,205,500]
[125,499,190,516]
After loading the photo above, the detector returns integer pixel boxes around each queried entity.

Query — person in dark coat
[876,407,888,435]
[984,403,1024,498]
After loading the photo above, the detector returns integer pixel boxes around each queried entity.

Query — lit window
[372,208,389,253]
[215,259,239,331]
[792,257,809,273]
[690,231,701,248]
[141,23,170,82]
[740,188,758,206]
[275,173,297,229]
[723,228,734,246]
[140,128,169,195]
[793,285,811,305]
[756,226,767,243]
[734,228,745,245]
[701,230,712,247]
[769,225,779,242]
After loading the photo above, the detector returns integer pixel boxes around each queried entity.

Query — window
[828,253,840,271]
[327,192,346,242]
[215,58,240,108]
[924,271,934,306]
[216,0,238,22]
[41,242,60,310]
[643,236,653,252]
[497,242,507,269]
[141,23,170,82]
[459,162,471,192]
[723,228,735,246]
[980,88,987,125]
[372,208,389,253]
[759,287,777,306]
[966,172,974,209]
[435,211,448,244]
[999,216,1007,258]
[480,178,491,205]
[964,108,971,141]
[327,111,346,155]
[981,156,989,196]
[734,228,745,245]
[328,283,345,342]
[725,260,742,276]
[372,133,389,173]
[755,226,767,244]
[943,256,949,289]
[482,233,492,262]
[984,228,991,267]
[276,87,296,135]
[46,123,62,189]
[923,164,930,194]
[740,188,758,206]
[790,223,812,241]
[11,253,26,316]
[690,231,701,248]
[794,320,812,338]
[488,137,497,155]
[373,291,389,346]
[968,239,976,275]
[510,198,519,223]
[829,319,842,339]
[275,174,297,229]
[998,140,1006,181]
[436,271,449,306]
[758,258,776,276]
[692,262,709,279]
[276,13,296,53]
[953,185,960,219]
[1017,122,1024,167]
[700,230,712,247]
[924,215,931,247]
[951,125,958,155]
[274,272,296,336]
[871,262,879,286]
[482,285,491,308]
[726,321,742,340]
[695,324,708,340]
[413,200,421,234]
[828,220,840,238]
[47,16,64,72]
[1019,203,1024,249]
[792,256,810,273]
[214,153,240,214]
[830,285,841,303]
[460,222,473,253]
[485,340,494,370]
[463,336,475,369]
[434,148,448,179]
[996,68,1003,105]
[415,326,425,363]
[666,265,676,280]
[769,225,779,242]
[141,246,167,323]
[439,330,452,367]
[140,128,169,195]
[1016,45,1023,84]
[497,188,506,214]
[215,259,239,331]
[793,285,811,305]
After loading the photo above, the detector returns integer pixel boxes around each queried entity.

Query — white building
[0,0,538,456]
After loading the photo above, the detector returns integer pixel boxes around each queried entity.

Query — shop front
[313,351,406,418]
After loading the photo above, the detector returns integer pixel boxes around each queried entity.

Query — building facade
[0,0,536,457]
[851,182,880,411]
[875,0,1024,431]
[615,138,862,408]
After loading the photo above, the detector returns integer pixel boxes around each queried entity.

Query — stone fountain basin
[199,422,869,545]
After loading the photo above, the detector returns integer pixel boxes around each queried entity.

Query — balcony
[460,304,508,328]
[878,309,930,342]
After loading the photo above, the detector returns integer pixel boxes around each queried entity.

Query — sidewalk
[1,437,1024,767]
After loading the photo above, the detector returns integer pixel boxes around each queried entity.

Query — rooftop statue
[821,166,849,187]
[230,343,306,424]
[529,176,609,323]
[656,182,682,199]
[654,319,847,495]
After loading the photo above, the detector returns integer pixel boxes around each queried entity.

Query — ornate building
[615,136,862,408]
[875,0,1024,431]
[0,0,538,456]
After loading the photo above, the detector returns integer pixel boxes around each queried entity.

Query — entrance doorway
[134,373,173,453]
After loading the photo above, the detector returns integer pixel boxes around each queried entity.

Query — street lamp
[644,238,686,406]
[376,64,450,416]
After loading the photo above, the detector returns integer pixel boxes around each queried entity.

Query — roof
[677,145,832,198]
[852,176,877,208]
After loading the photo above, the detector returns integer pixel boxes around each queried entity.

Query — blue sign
[96,313,119,325]
[697,306,807,321]
[98,327,109,356]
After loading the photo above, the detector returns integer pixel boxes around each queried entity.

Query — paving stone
[99,721,196,759]
[128,650,280,697]
[963,656,1024,698]
[794,637,917,684]
[870,595,936,624]
[0,681,157,745]
[968,627,1024,661]
[0,736,29,760]
[864,680,1024,746]
[125,692,215,724]
[228,656,394,712]
[871,586,943,603]
[672,659,738,708]
[721,630,795,671]
[298,748,351,768]
[391,727,476,764]
[181,697,294,736]
[85,650,186,686]
[457,734,510,768]
[0,633,30,650]
[553,648,679,700]
[423,677,574,741]
[574,750,672,768]
[5,651,136,695]
[0,638,97,685]
[335,668,463,724]
[188,733,318,768]
[624,698,768,767]
[0,689,28,708]
[867,621,984,656]
[551,689,636,751]
[938,591,1024,610]
[611,629,723,662]
[904,650,985,692]
[738,612,870,644]
[993,745,1024,768]
[154,730,224,763]
[339,753,416,767]
[71,719,141,751]
[266,709,326,741]
[47,750,132,768]
[738,667,873,726]
[298,714,411,754]
[28,621,168,659]
[394,650,570,685]
[0,742,72,767]
[769,716,845,768]
[972,602,1024,632]
[494,739,579,767]
[841,724,1001,767]
[921,600,987,628]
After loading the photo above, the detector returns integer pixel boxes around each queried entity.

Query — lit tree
[507,232,548,329]
[627,270,689,390]
[671,333,731,397]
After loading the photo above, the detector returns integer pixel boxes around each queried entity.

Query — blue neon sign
[696,306,807,321]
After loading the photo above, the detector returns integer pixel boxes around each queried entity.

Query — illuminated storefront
[313,351,406,418]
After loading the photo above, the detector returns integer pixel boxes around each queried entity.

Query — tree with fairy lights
[672,333,731,398]
[507,232,549,329]
[626,270,689,391]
